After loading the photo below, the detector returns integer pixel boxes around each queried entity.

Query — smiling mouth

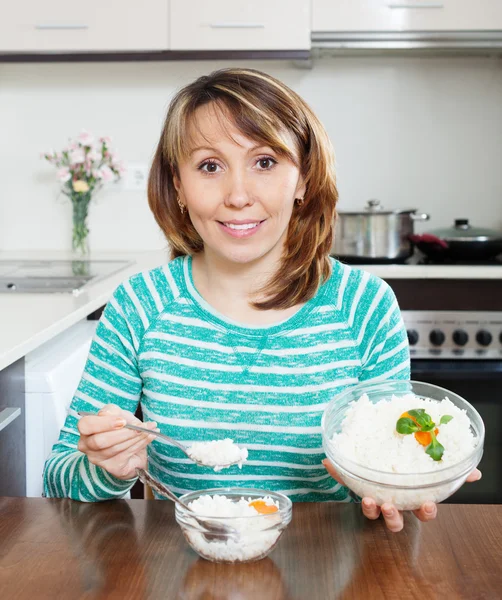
[217,220,266,230]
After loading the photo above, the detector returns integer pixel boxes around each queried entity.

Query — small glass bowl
[175,487,292,563]
[321,380,484,511]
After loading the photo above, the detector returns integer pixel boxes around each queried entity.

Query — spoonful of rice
[78,411,248,470]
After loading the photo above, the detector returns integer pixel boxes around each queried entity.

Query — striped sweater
[43,255,410,503]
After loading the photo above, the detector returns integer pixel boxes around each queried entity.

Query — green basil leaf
[420,423,435,432]
[407,409,426,419]
[426,439,445,461]
[440,415,453,425]
[414,412,435,430]
[396,417,420,435]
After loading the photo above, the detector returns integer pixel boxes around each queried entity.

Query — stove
[0,259,133,294]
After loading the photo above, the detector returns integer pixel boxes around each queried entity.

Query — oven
[387,278,502,505]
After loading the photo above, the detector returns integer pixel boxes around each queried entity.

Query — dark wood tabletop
[1,498,501,600]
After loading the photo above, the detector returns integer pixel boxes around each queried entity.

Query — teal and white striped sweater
[43,255,410,503]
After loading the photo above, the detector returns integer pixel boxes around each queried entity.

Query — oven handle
[411,359,502,381]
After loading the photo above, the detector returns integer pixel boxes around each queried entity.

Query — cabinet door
[0,0,169,52]
[170,0,310,50]
[0,359,25,497]
[312,0,502,32]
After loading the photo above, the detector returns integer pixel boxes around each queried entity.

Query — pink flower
[98,165,114,182]
[99,136,112,145]
[56,167,71,182]
[77,130,94,146]
[69,148,85,164]
[87,148,101,162]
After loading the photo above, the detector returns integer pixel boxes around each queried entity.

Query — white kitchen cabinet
[170,0,310,50]
[0,0,169,52]
[25,320,97,497]
[312,0,502,32]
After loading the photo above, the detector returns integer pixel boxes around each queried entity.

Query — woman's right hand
[77,404,158,480]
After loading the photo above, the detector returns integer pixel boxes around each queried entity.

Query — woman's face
[173,103,306,267]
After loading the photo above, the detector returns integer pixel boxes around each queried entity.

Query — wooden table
[1,498,501,599]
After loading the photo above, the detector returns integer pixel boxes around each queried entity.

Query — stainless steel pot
[331,199,430,263]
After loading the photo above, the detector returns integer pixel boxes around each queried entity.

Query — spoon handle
[136,468,190,509]
[77,410,189,455]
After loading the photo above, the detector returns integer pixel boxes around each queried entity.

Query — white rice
[182,494,282,562]
[327,392,479,510]
[186,439,249,471]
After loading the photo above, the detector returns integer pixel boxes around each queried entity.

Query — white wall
[1,55,502,252]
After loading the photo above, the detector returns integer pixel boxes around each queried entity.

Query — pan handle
[411,212,430,221]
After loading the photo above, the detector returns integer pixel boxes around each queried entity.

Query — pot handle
[410,212,430,221]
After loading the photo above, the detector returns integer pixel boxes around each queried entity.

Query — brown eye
[257,157,277,170]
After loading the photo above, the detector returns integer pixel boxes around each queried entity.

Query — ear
[172,172,180,193]
[295,174,307,200]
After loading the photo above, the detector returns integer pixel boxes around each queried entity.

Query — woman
[43,68,480,532]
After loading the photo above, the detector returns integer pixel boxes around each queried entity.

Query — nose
[223,170,254,209]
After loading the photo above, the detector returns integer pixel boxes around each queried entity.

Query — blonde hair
[148,67,338,310]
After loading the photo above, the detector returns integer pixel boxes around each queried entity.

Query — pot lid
[338,199,419,216]
[427,219,502,242]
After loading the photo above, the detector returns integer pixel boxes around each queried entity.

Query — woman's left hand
[322,458,482,533]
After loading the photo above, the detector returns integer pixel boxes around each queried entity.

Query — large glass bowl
[175,487,292,563]
[321,380,484,510]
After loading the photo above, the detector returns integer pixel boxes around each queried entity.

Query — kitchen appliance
[332,199,429,263]
[24,319,98,497]
[410,219,502,261]
[0,259,132,293]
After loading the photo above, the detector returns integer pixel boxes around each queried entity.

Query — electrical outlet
[123,163,149,191]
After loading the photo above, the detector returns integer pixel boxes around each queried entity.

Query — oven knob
[452,330,469,346]
[429,329,445,346]
[476,330,492,346]
[407,329,419,345]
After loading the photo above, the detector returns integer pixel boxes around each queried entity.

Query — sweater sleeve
[357,279,411,382]
[43,283,145,502]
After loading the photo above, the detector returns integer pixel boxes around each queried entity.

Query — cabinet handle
[209,22,265,29]
[387,2,444,8]
[34,24,90,30]
[0,407,21,433]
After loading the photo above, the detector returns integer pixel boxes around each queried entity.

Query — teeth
[224,222,259,230]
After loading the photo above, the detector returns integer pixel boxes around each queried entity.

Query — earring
[295,197,304,206]
[177,195,185,215]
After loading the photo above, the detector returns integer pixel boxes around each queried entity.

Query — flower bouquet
[42,130,125,255]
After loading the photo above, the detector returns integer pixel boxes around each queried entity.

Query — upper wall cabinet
[0,0,169,52]
[312,0,502,32]
[170,0,310,50]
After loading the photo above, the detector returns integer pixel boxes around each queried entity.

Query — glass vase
[71,192,91,256]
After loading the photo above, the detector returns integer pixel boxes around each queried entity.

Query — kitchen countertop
[0,249,169,371]
[1,249,501,372]
[1,497,501,599]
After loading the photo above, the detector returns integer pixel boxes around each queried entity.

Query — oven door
[411,359,502,504]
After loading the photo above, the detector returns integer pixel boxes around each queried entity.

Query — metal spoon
[77,410,242,469]
[135,468,239,543]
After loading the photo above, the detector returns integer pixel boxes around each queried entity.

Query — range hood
[311,30,502,52]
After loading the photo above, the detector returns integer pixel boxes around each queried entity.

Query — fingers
[78,414,127,436]
[321,459,346,486]
[380,503,404,533]
[466,468,482,483]
[82,421,158,454]
[361,498,381,520]
[91,431,156,466]
[99,404,144,427]
[413,502,438,522]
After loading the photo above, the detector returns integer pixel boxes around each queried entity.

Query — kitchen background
[1,54,502,251]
